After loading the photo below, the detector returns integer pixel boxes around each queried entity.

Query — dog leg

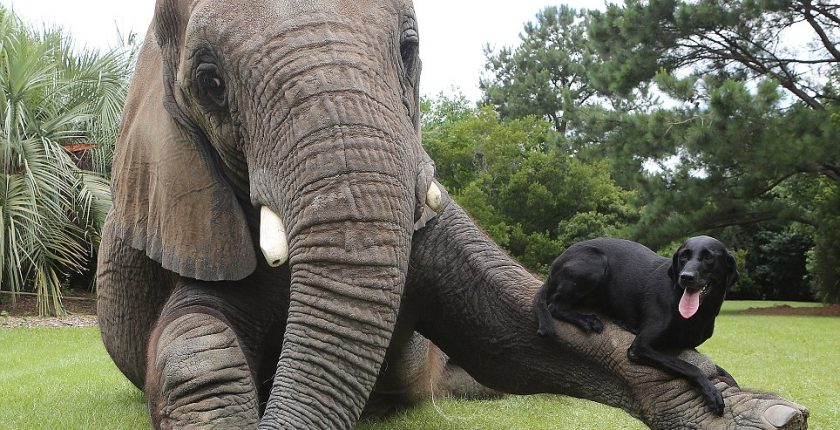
[536,247,608,336]
[714,364,739,388]
[628,331,725,416]
[535,282,559,337]
[543,277,604,334]
[548,303,604,333]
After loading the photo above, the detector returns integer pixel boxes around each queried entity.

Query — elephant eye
[400,29,419,80]
[195,63,227,108]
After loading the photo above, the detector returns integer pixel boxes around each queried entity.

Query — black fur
[534,236,739,416]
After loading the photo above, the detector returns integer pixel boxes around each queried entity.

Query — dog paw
[580,314,604,333]
[704,386,726,416]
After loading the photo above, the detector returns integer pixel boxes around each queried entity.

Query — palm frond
[0,6,134,315]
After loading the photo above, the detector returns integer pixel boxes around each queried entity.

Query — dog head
[668,236,739,319]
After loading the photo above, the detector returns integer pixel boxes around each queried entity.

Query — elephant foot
[649,381,808,430]
[720,384,808,430]
[146,307,259,429]
[642,351,808,429]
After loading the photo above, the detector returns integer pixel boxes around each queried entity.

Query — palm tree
[0,8,134,315]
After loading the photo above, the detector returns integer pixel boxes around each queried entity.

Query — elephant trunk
[255,96,418,427]
[265,219,408,427]
[262,209,411,426]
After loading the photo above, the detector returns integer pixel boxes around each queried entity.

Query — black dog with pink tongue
[534,236,739,416]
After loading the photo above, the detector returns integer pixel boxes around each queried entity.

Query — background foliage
[422,97,636,274]
[3,1,839,312]
[434,0,839,301]
[0,7,134,315]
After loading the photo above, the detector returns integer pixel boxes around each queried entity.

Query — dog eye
[195,63,227,108]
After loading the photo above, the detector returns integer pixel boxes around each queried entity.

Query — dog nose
[680,273,696,283]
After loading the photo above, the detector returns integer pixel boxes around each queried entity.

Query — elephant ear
[110,30,256,281]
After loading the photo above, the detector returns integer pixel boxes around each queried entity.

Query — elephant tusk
[426,182,442,213]
[260,206,289,267]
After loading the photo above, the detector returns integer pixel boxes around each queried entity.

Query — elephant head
[110,0,438,425]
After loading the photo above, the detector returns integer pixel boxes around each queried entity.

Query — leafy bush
[0,8,134,315]
[422,95,636,276]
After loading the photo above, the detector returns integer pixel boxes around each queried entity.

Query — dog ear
[725,251,740,287]
[668,247,681,283]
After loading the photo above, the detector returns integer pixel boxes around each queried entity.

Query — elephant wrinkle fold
[146,309,260,428]
[96,0,808,429]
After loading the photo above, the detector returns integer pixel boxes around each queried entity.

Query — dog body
[535,236,739,415]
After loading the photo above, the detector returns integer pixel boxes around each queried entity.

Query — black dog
[534,236,739,415]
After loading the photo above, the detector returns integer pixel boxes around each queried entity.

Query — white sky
[0,0,599,101]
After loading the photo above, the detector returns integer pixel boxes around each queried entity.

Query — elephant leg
[364,296,501,418]
[437,360,502,400]
[146,306,259,429]
[406,201,808,430]
[145,271,289,429]
[363,331,445,417]
[364,330,499,417]
[96,213,175,389]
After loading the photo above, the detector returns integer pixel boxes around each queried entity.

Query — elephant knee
[146,308,259,429]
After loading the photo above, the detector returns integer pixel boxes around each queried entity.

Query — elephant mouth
[256,182,443,267]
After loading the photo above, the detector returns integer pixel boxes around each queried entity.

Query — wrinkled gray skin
[95,0,809,428]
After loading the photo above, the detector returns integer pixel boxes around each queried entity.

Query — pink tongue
[679,289,701,319]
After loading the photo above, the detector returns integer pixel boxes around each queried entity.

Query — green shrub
[0,8,134,315]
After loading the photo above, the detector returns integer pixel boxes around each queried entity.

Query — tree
[586,0,840,302]
[590,1,836,103]
[480,6,596,134]
[0,8,134,315]
[422,94,636,274]
[808,176,840,302]
[588,0,839,179]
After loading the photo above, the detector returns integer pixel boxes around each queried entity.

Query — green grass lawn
[0,301,837,429]
[0,327,147,429]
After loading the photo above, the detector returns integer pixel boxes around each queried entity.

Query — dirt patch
[737,304,840,316]
[1,292,97,328]
[0,315,98,329]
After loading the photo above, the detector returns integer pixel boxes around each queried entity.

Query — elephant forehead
[188,0,403,32]
[180,0,410,80]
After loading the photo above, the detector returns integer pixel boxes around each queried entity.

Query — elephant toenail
[764,405,798,427]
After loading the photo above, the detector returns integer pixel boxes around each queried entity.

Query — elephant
[95,0,809,428]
